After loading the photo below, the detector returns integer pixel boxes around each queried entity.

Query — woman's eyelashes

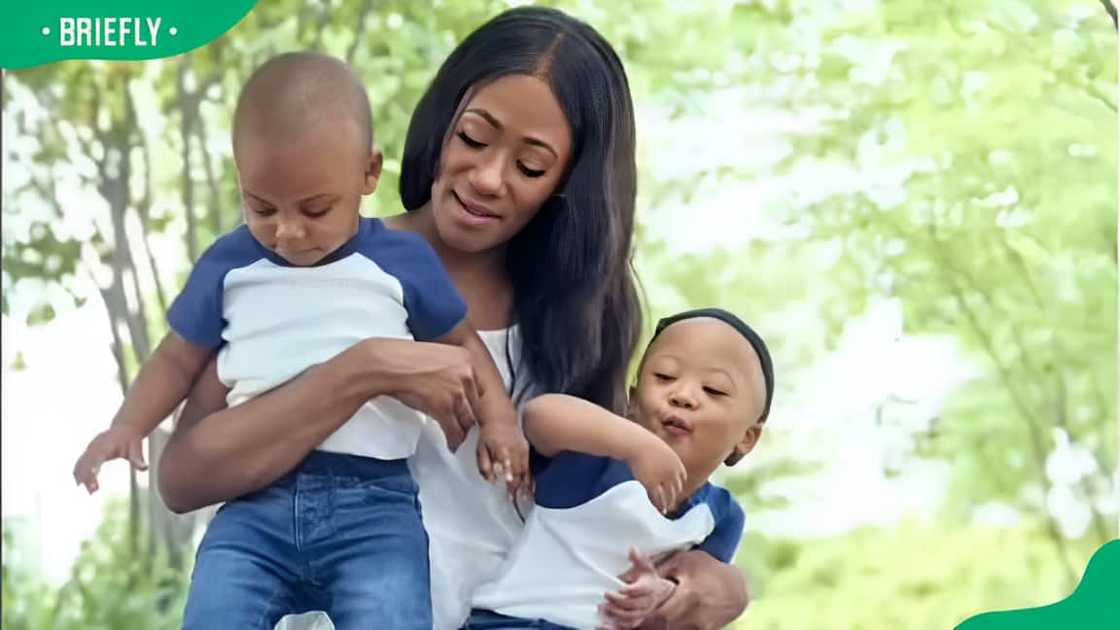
[457,130,485,148]
[519,163,546,178]
[456,130,548,178]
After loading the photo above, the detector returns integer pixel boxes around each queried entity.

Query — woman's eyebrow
[465,107,502,129]
[464,108,559,158]
[523,137,558,158]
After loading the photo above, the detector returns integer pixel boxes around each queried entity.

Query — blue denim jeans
[463,609,576,630]
[182,451,431,630]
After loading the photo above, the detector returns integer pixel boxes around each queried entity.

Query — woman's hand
[159,337,482,513]
[598,548,676,629]
[374,339,482,451]
[612,549,749,630]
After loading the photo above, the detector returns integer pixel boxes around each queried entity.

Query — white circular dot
[41,26,50,36]
[169,27,178,36]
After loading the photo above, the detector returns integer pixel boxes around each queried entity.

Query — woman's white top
[409,326,535,630]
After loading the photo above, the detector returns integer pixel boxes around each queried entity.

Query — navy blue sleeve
[365,225,467,341]
[533,451,635,509]
[166,226,259,349]
[529,446,555,478]
[695,487,745,563]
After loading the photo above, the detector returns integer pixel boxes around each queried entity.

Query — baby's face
[236,117,379,266]
[631,318,766,483]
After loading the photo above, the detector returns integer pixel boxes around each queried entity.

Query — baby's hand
[477,419,530,500]
[598,548,676,629]
[626,435,686,514]
[72,426,147,494]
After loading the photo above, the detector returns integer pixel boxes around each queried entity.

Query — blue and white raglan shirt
[166,217,467,460]
[471,450,745,629]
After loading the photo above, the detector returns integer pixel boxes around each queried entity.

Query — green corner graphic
[955,540,1120,629]
[1,1,258,69]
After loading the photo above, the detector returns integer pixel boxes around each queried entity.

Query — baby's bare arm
[524,394,686,513]
[74,332,213,492]
[437,321,528,487]
[112,332,215,435]
[436,321,515,428]
[523,394,646,459]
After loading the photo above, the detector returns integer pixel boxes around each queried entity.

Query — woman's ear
[725,423,763,466]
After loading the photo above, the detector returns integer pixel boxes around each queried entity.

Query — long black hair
[400,6,641,413]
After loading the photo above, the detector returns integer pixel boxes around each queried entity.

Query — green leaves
[2,501,189,630]
[735,521,1102,630]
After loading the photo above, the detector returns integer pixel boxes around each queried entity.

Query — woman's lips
[452,191,500,225]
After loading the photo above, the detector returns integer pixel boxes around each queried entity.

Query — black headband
[651,308,775,422]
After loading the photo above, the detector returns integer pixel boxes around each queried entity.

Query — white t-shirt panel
[167,218,466,460]
[471,451,745,629]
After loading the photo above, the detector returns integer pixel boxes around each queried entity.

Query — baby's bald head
[233,52,373,160]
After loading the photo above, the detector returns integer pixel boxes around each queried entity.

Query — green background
[2,1,1116,628]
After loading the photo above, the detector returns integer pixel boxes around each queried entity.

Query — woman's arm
[655,550,748,628]
[158,337,480,513]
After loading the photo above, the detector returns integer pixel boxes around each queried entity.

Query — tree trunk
[196,116,225,236]
[178,61,199,263]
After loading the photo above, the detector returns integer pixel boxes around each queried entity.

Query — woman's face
[430,74,573,254]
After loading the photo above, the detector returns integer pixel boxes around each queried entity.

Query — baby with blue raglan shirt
[467,308,775,630]
[70,51,527,628]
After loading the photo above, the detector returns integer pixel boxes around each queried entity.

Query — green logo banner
[0,1,258,69]
[955,540,1120,629]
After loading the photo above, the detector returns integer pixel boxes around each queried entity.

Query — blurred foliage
[630,0,1117,591]
[2,501,190,630]
[728,0,1117,565]
[733,519,1103,630]
[2,0,1116,628]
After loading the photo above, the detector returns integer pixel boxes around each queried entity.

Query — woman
[159,7,747,629]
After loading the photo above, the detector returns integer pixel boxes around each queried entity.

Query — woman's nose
[469,154,505,197]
